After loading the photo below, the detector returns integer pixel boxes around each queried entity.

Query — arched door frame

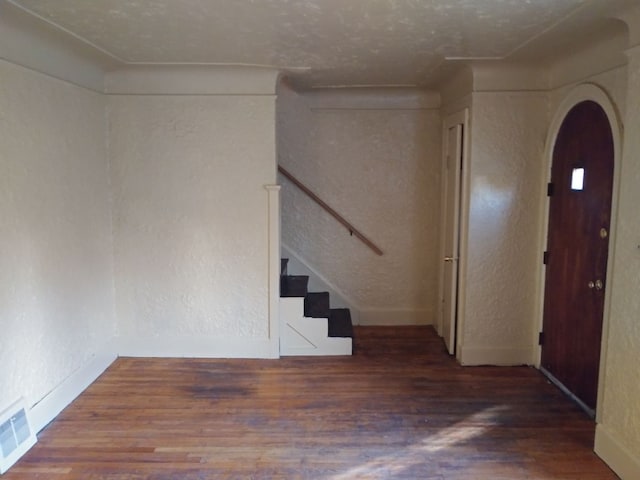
[535,83,623,421]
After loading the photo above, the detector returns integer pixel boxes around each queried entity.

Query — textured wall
[547,28,628,116]
[599,46,640,466]
[278,86,441,324]
[546,34,640,474]
[461,92,548,363]
[549,68,628,122]
[0,59,114,410]
[108,94,276,340]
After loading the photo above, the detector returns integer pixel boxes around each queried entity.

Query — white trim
[104,65,280,95]
[534,83,624,423]
[358,309,432,326]
[459,345,533,366]
[438,109,469,342]
[303,87,440,110]
[0,1,110,92]
[437,109,470,362]
[471,62,548,92]
[456,107,471,362]
[115,335,276,359]
[29,353,117,433]
[595,423,640,480]
[265,184,281,358]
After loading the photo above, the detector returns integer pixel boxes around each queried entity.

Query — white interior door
[440,122,463,355]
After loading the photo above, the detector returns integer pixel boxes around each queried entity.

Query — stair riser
[280,275,309,297]
[304,292,330,318]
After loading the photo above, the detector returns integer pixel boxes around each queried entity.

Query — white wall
[108,72,278,356]
[460,90,548,365]
[594,33,640,479]
[547,28,628,118]
[0,59,115,412]
[278,85,442,325]
[437,65,552,366]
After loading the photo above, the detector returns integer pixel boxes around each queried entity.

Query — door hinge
[543,251,549,265]
[538,332,545,346]
[547,182,555,197]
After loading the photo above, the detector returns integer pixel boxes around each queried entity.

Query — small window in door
[571,167,585,191]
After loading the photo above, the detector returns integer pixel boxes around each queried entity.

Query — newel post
[265,184,281,358]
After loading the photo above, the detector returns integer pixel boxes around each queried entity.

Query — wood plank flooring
[7,327,618,479]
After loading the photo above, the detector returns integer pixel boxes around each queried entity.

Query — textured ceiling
[6,0,634,88]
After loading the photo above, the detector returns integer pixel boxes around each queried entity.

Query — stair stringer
[280,298,352,356]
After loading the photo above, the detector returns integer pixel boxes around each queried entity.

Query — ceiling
[6,0,634,89]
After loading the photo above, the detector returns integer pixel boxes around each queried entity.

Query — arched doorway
[540,88,621,416]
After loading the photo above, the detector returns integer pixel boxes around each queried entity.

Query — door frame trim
[534,83,623,422]
[438,108,470,361]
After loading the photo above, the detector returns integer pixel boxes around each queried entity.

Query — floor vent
[0,398,37,474]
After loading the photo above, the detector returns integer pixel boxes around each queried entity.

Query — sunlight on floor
[330,405,509,479]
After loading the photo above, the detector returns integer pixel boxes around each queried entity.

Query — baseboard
[595,423,640,480]
[459,345,533,366]
[28,335,278,435]
[30,352,117,433]
[115,335,278,359]
[358,309,432,326]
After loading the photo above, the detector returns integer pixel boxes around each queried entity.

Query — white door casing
[439,110,468,355]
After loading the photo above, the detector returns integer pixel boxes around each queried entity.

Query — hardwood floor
[7,327,618,479]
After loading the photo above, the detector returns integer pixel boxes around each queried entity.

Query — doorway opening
[539,86,622,418]
[439,109,468,357]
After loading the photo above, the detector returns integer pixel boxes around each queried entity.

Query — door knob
[588,281,595,289]
[444,257,456,262]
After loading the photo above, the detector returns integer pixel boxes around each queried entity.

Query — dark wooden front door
[541,100,614,412]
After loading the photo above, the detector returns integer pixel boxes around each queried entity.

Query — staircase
[280,258,353,356]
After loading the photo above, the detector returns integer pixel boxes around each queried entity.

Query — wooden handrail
[278,165,383,256]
